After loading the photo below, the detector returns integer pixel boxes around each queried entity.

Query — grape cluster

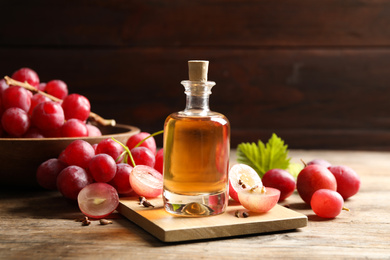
[0,67,101,138]
[36,131,164,219]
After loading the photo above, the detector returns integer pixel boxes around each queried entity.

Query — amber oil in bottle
[163,60,230,217]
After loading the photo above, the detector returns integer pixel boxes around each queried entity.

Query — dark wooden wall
[1,0,390,150]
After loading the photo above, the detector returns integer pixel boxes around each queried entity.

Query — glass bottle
[163,60,230,217]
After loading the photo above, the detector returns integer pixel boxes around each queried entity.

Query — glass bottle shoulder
[165,110,230,126]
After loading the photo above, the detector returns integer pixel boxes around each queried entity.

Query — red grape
[31,101,64,131]
[130,165,163,198]
[44,79,68,100]
[238,187,280,213]
[23,127,44,138]
[311,189,347,218]
[11,67,40,88]
[60,118,88,137]
[296,165,337,204]
[36,158,67,190]
[88,154,117,183]
[328,165,360,200]
[62,94,90,121]
[57,165,94,200]
[95,138,124,162]
[126,132,157,155]
[86,124,102,137]
[109,163,133,195]
[29,93,51,116]
[77,183,119,219]
[154,148,163,174]
[262,169,296,201]
[2,86,31,112]
[1,107,30,137]
[129,147,155,168]
[0,79,9,97]
[307,159,332,168]
[62,139,95,169]
[38,82,46,91]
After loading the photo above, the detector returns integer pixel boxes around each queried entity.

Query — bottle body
[162,61,231,217]
[163,112,230,216]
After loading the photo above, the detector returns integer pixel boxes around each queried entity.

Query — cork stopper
[188,60,209,82]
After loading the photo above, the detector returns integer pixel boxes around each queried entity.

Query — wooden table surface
[1,150,389,259]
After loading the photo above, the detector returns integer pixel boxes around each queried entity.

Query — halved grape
[238,187,280,213]
[78,183,119,219]
[129,165,162,198]
[228,164,262,203]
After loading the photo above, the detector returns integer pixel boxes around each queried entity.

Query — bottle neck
[181,80,215,116]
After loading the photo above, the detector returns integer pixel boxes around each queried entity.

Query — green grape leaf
[237,133,291,178]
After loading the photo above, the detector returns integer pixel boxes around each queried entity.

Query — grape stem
[111,137,136,167]
[113,130,164,166]
[134,130,164,148]
[4,76,116,126]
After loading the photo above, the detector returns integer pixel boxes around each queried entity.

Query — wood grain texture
[1,1,390,149]
[2,0,390,47]
[1,150,389,259]
[118,197,307,242]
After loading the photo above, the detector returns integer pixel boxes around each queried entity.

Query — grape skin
[109,163,133,195]
[328,165,361,200]
[262,169,296,202]
[126,132,157,155]
[154,149,164,174]
[62,94,90,121]
[95,138,125,162]
[57,165,94,200]
[311,189,345,218]
[129,147,156,168]
[11,67,40,88]
[88,154,117,183]
[31,101,65,131]
[60,118,88,137]
[44,79,68,100]
[1,107,30,137]
[36,158,68,190]
[296,165,337,204]
[62,140,95,169]
[2,86,31,112]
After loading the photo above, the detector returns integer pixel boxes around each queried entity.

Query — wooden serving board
[118,197,308,243]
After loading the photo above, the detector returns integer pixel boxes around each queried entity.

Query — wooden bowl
[0,124,140,189]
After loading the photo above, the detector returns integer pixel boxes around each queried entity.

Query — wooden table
[1,150,389,259]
